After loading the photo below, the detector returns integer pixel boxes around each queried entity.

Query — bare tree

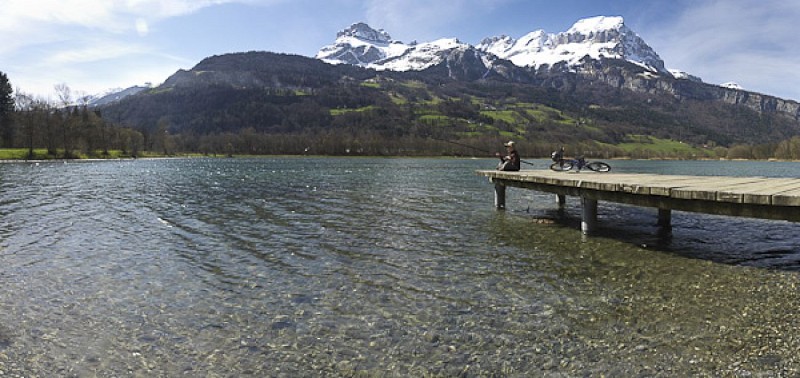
[14,90,49,159]
[54,83,72,107]
[54,83,74,158]
[75,90,91,107]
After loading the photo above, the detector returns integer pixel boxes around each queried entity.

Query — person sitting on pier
[496,141,520,171]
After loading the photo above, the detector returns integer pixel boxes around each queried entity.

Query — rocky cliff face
[564,59,800,121]
[715,88,800,119]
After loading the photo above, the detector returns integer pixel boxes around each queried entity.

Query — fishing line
[429,136,538,166]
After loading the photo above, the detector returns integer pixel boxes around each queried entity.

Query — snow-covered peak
[318,23,475,71]
[420,38,463,50]
[476,16,666,73]
[316,22,410,66]
[518,30,549,46]
[369,38,471,71]
[477,35,514,56]
[478,29,551,67]
[336,22,392,44]
[318,16,667,75]
[87,85,149,107]
[567,16,625,34]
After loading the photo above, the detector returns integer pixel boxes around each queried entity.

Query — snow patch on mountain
[569,15,625,33]
[88,85,150,107]
[476,30,551,67]
[721,82,743,90]
[669,69,703,82]
[375,38,469,71]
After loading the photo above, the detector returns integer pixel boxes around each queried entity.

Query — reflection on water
[0,158,799,376]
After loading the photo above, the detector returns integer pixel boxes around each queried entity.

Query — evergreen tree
[0,71,15,147]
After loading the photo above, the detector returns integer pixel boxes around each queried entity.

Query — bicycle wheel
[586,162,611,172]
[550,161,573,171]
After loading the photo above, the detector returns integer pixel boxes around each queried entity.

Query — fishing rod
[429,136,538,166]
[431,137,493,154]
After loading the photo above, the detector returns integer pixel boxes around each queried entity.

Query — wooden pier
[477,169,800,234]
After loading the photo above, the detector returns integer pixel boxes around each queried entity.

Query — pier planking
[477,169,800,234]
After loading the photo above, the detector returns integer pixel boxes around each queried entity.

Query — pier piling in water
[581,197,598,234]
[494,182,506,209]
[481,170,800,234]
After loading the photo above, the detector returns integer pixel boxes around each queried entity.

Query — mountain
[160,51,372,89]
[319,16,666,76]
[97,16,800,158]
[88,85,150,107]
[316,22,493,75]
[315,22,407,66]
[313,17,799,124]
[477,16,666,74]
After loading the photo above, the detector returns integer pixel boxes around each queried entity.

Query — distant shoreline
[0,155,797,163]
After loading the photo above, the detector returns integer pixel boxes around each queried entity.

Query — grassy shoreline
[0,148,796,163]
[0,149,209,161]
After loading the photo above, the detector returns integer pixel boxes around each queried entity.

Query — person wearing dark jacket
[496,141,520,171]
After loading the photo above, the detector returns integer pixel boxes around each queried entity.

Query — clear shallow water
[0,157,799,376]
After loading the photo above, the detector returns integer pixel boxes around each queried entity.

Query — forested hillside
[5,50,799,160]
[95,51,800,159]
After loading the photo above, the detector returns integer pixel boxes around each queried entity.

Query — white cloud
[0,0,117,29]
[135,18,150,36]
[645,0,800,100]
[0,0,285,41]
[0,0,283,96]
[44,41,147,66]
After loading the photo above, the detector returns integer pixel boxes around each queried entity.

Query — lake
[1,157,799,376]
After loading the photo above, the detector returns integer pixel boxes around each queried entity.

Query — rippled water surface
[1,157,799,376]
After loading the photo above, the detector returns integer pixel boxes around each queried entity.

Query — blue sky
[3,0,800,102]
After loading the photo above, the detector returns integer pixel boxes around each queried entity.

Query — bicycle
[550,155,611,172]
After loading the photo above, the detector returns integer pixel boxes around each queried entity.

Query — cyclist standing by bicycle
[496,141,520,171]
[551,146,565,162]
[551,146,565,168]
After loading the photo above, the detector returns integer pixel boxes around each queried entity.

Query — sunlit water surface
[1,158,799,376]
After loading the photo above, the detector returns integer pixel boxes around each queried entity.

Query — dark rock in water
[290,294,315,304]
[271,320,295,330]
[0,326,12,349]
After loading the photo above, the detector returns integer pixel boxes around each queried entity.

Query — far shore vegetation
[4,70,800,162]
[1,135,799,162]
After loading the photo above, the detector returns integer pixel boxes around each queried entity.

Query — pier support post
[556,194,566,208]
[581,197,598,235]
[658,208,672,228]
[494,183,506,209]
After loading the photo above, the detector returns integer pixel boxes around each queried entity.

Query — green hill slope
[100,52,800,158]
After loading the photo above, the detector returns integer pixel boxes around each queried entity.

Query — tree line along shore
[4,70,800,161]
